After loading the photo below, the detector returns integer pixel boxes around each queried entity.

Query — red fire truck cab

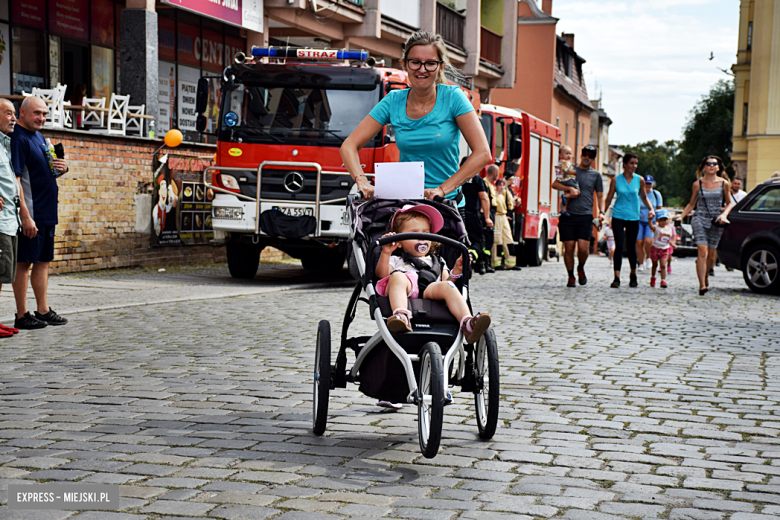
[195,47,479,279]
[479,104,562,266]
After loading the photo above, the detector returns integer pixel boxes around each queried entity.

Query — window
[556,117,560,129]
[480,113,493,152]
[563,54,571,77]
[747,21,753,51]
[495,122,504,162]
[745,187,780,212]
[742,102,749,135]
[565,121,569,145]
[11,27,46,93]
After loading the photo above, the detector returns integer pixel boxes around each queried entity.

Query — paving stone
[140,500,215,516]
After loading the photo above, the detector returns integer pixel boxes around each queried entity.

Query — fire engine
[478,104,562,266]
[195,47,479,278]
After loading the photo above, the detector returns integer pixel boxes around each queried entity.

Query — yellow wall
[731,0,780,188]
[480,0,503,34]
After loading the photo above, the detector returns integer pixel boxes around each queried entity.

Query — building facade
[490,0,596,163]
[731,0,780,188]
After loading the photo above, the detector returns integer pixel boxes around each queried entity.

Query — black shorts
[18,225,56,264]
[559,214,593,242]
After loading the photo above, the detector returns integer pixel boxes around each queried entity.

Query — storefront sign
[161,0,262,33]
[177,65,200,141]
[11,0,46,31]
[91,0,115,47]
[177,22,201,68]
[49,0,89,40]
[152,154,215,247]
[158,17,176,62]
[158,62,176,134]
[0,24,10,96]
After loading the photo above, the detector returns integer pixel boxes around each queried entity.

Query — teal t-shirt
[369,84,475,206]
[612,173,642,221]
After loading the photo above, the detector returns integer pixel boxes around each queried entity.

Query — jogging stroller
[312,196,500,458]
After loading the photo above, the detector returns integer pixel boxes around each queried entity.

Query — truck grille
[237,168,354,201]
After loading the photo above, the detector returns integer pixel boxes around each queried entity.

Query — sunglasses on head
[705,161,719,167]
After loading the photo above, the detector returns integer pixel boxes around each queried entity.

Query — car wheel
[742,243,780,294]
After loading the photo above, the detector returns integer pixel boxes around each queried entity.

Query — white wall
[380,0,420,29]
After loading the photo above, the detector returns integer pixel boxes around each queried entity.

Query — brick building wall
[40,130,229,274]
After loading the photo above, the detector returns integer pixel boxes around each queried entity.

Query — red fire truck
[478,104,562,266]
[195,47,479,278]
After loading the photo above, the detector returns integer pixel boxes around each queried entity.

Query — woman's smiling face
[404,44,440,91]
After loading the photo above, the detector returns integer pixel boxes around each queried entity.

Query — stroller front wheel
[313,320,331,435]
[418,342,444,458]
[474,328,500,439]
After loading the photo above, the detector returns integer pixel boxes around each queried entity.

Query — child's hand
[452,255,464,275]
[380,233,399,255]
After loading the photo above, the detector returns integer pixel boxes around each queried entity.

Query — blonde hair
[402,31,450,85]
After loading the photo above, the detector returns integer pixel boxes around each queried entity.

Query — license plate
[274,206,314,217]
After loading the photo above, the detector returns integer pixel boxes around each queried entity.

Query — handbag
[698,180,727,228]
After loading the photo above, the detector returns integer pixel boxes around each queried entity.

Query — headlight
[220,174,240,190]
[213,207,243,219]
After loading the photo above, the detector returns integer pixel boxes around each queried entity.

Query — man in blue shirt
[11,96,69,329]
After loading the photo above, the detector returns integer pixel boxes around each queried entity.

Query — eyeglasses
[581,152,596,159]
[405,59,444,72]
[705,161,719,166]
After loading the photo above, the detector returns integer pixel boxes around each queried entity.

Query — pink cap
[390,204,444,234]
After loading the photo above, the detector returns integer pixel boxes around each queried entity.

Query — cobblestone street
[1,256,780,520]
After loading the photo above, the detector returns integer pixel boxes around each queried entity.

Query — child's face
[658,217,669,227]
[560,148,572,161]
[399,216,431,256]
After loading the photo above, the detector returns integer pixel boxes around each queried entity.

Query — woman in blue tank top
[603,154,656,288]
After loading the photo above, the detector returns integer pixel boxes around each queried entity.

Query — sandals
[461,312,491,344]
[387,308,412,333]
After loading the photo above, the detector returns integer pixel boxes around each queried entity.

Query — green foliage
[618,79,735,208]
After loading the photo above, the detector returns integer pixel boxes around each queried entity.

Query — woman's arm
[639,181,653,210]
[428,111,491,199]
[679,181,700,220]
[340,115,384,198]
[719,180,734,221]
[604,176,616,211]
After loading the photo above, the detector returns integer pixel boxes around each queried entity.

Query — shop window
[92,45,114,99]
[12,26,45,93]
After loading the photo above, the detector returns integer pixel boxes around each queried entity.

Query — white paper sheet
[374,162,425,200]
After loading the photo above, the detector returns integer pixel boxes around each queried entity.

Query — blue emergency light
[250,47,369,61]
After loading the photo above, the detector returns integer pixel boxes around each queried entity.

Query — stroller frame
[312,198,500,458]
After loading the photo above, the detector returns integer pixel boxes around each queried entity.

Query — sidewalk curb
[2,279,356,322]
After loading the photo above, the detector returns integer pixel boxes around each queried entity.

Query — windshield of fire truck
[221,82,381,144]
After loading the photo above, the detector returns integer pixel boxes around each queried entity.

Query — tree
[620,140,680,203]
[674,79,735,196]
[618,79,735,207]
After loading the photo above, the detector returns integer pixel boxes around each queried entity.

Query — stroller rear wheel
[418,342,445,458]
[474,328,500,439]
[313,320,331,435]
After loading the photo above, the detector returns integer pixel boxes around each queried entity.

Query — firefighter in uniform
[461,169,493,275]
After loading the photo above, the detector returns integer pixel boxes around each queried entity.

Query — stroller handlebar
[366,232,471,287]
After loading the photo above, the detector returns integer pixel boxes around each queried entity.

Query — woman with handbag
[679,156,733,295]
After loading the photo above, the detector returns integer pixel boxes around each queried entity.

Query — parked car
[717,178,780,294]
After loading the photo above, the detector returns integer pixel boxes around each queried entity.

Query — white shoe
[377,401,403,410]
[638,264,645,272]
[646,259,652,269]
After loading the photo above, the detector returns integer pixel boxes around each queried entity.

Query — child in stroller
[376,204,491,344]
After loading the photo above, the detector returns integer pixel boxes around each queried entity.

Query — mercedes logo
[283,171,305,193]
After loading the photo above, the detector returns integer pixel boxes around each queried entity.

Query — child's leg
[609,248,615,262]
[659,256,668,281]
[651,259,658,277]
[423,281,470,322]
[386,272,412,311]
[561,194,567,212]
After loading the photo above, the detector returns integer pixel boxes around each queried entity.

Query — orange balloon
[164,129,183,148]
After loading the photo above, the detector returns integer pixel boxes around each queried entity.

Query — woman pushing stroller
[376,204,491,344]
